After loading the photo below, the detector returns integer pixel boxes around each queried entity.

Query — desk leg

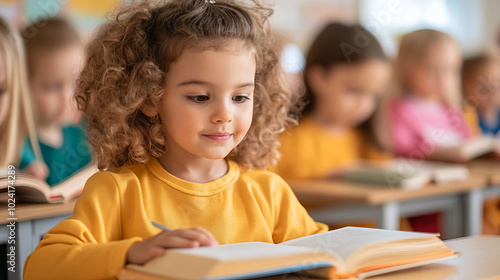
[465,189,483,236]
[378,202,399,230]
[443,197,462,239]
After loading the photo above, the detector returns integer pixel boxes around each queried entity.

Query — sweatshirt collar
[147,157,238,196]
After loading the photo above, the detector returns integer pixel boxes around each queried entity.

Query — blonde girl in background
[0,16,40,169]
[389,29,477,160]
[389,29,477,233]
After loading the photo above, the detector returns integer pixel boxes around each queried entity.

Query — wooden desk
[0,200,76,222]
[117,235,500,280]
[467,159,500,236]
[288,176,488,239]
[0,200,76,280]
[468,159,500,185]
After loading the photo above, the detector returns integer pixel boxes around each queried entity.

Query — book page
[0,167,97,203]
[389,159,469,183]
[171,242,316,261]
[0,175,51,201]
[462,136,494,159]
[280,227,437,261]
[429,136,494,162]
[51,165,98,199]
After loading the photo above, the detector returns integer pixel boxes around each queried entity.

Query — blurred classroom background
[1,0,499,57]
[2,1,500,279]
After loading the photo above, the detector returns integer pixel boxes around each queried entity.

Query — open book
[341,159,469,190]
[0,165,97,203]
[125,227,459,280]
[428,136,500,162]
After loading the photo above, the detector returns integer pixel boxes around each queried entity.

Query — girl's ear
[306,65,327,96]
[140,105,158,117]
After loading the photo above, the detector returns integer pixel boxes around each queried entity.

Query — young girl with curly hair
[24,0,328,279]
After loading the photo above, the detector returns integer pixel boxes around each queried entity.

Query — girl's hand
[126,227,219,265]
[22,162,49,180]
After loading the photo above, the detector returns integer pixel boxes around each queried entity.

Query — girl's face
[406,41,461,102]
[30,45,83,126]
[0,55,9,127]
[311,59,390,127]
[156,44,255,161]
[464,62,500,111]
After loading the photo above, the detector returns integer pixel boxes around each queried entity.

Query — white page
[280,227,436,261]
[171,242,315,261]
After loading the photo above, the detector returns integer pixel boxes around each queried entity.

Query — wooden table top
[468,159,500,186]
[0,198,77,223]
[288,175,488,206]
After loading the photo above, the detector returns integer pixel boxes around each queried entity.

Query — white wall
[269,0,500,58]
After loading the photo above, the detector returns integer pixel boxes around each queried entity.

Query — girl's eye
[346,87,362,96]
[188,95,210,103]
[43,83,63,92]
[233,95,251,103]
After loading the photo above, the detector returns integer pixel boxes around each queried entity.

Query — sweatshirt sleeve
[271,175,328,243]
[23,172,143,280]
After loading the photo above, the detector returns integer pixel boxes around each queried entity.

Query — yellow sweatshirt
[23,158,327,280]
[273,117,391,181]
[463,104,481,137]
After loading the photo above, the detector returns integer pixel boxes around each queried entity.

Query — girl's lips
[202,134,232,142]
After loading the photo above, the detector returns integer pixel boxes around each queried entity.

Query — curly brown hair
[76,0,296,171]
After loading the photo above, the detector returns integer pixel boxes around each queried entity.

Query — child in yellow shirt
[274,23,392,181]
[272,23,414,231]
[23,1,327,279]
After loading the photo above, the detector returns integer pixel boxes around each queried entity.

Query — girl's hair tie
[205,0,216,3]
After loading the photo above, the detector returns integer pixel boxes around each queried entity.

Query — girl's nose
[211,102,233,123]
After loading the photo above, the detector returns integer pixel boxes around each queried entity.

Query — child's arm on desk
[23,172,139,279]
[22,172,216,279]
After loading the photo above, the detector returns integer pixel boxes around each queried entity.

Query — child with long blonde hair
[24,1,327,279]
[390,29,474,159]
[389,29,473,233]
[0,17,40,168]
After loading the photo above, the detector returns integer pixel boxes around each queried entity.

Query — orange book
[123,227,459,280]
